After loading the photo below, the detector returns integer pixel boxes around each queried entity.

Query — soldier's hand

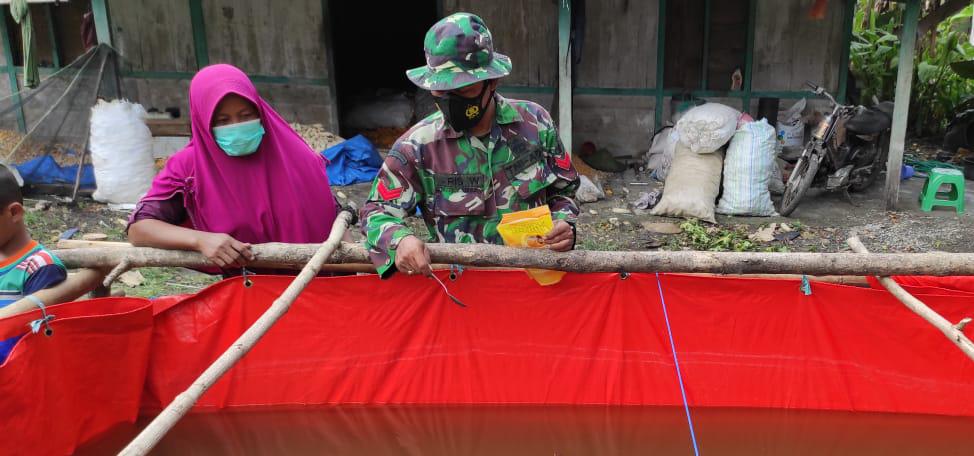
[544,220,575,252]
[395,235,432,276]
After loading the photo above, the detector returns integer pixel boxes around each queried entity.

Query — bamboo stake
[118,211,353,456]
[847,237,974,362]
[52,243,974,277]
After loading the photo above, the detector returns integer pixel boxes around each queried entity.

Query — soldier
[361,12,580,278]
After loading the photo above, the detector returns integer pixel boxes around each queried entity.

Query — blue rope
[655,273,701,456]
[800,274,812,296]
[25,295,54,336]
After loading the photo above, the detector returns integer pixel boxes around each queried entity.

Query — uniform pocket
[432,172,488,216]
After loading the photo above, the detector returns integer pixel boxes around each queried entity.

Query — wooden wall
[442,0,557,88]
[108,0,196,73]
[106,0,338,130]
[573,0,659,156]
[576,0,659,89]
[752,0,846,92]
[201,0,331,79]
[0,0,849,156]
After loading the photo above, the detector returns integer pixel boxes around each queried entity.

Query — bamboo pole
[847,237,974,362]
[53,243,974,277]
[117,211,353,456]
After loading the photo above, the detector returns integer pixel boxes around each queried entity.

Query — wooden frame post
[188,0,209,69]
[0,6,27,132]
[557,0,572,153]
[837,0,856,103]
[90,0,111,45]
[885,0,920,210]
[741,0,757,113]
[654,0,666,129]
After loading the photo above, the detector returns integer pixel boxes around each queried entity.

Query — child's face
[0,202,24,246]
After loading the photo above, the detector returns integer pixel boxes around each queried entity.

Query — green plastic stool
[918,168,965,213]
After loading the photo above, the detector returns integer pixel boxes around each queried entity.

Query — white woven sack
[90,99,155,204]
[717,119,779,216]
[675,103,740,154]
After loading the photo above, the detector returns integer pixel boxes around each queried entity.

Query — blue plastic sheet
[14,154,95,188]
[322,135,383,186]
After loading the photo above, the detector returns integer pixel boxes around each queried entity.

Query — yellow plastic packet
[497,206,567,286]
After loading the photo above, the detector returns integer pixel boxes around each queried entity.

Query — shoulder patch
[377,179,404,201]
[17,251,55,274]
[554,152,572,170]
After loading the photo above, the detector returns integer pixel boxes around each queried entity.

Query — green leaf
[917,63,936,83]
[877,34,898,44]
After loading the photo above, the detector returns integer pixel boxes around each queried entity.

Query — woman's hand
[543,220,575,252]
[195,232,254,268]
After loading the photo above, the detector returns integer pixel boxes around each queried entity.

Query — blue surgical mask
[212,119,265,157]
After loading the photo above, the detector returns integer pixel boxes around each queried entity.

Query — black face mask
[434,83,493,132]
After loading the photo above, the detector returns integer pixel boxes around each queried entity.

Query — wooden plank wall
[442,0,557,88]
[576,0,659,89]
[752,0,845,92]
[202,0,331,79]
[573,0,659,157]
[106,0,338,130]
[108,0,196,72]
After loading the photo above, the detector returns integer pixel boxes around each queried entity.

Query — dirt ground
[329,168,973,255]
[25,144,972,297]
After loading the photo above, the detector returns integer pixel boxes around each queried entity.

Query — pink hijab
[142,64,337,244]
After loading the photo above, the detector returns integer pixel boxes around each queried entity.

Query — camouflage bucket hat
[407,12,512,91]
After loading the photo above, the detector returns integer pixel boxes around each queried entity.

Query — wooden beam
[44,3,60,68]
[90,0,111,45]
[837,0,857,103]
[146,118,191,137]
[557,0,572,153]
[52,242,974,277]
[0,6,27,132]
[741,0,757,113]
[188,0,209,69]
[885,0,921,210]
[654,0,667,129]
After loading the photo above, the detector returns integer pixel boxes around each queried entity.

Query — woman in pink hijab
[128,64,339,272]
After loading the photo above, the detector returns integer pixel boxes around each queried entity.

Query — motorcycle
[778,82,893,217]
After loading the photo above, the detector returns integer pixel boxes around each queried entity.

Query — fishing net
[0,44,120,189]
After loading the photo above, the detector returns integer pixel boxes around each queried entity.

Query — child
[0,166,67,363]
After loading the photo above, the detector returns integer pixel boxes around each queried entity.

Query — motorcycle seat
[846,106,891,135]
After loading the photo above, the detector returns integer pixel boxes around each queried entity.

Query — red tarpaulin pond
[2,271,973,455]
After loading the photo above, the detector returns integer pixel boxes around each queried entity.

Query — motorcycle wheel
[779,150,821,217]
[849,143,887,193]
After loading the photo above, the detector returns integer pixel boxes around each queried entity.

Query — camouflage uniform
[360,13,579,278]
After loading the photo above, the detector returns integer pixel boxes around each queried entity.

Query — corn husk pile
[0,129,81,165]
[360,127,408,149]
[0,129,25,160]
[290,123,344,152]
